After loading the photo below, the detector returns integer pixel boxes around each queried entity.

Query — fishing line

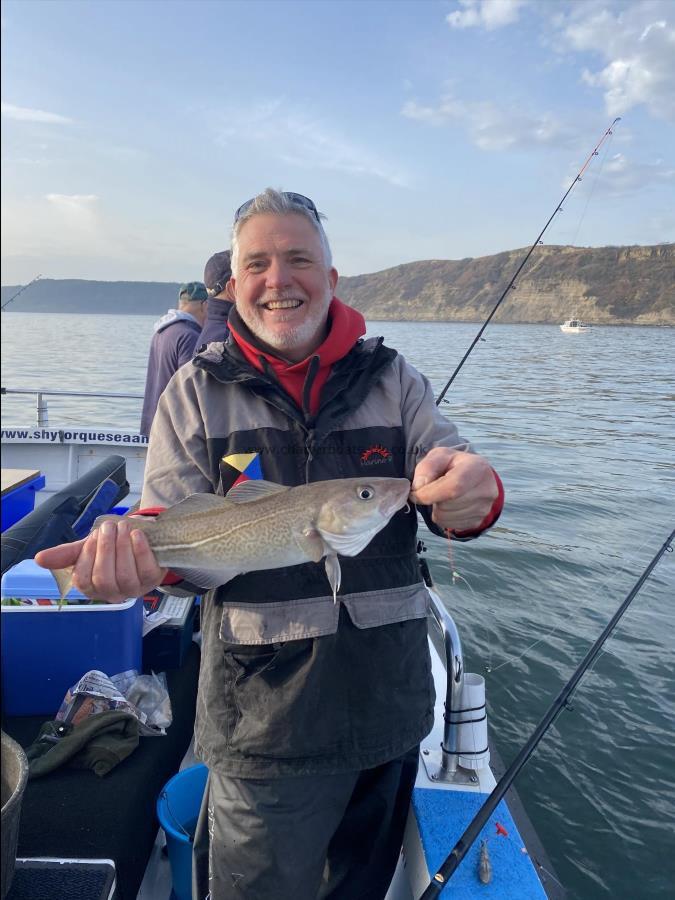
[462,572,494,674]
[486,525,663,680]
[486,621,559,675]
[420,525,674,898]
[568,122,615,249]
[445,537,494,670]
[435,514,661,686]
[435,118,621,406]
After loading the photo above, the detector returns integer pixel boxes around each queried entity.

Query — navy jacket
[140,310,202,436]
[195,297,233,350]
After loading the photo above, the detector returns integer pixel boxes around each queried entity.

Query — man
[37,189,503,899]
[196,249,234,348]
[139,281,208,436]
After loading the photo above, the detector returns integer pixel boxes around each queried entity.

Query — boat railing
[426,586,465,779]
[1,387,144,427]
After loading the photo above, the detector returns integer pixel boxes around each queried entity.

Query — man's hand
[410,447,499,533]
[34,520,167,603]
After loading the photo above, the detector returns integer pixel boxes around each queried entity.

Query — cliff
[2,243,673,324]
[337,244,674,325]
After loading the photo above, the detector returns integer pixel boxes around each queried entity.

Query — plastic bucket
[1,731,29,900]
[157,763,208,900]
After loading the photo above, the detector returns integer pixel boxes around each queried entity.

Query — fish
[478,839,492,885]
[50,476,411,601]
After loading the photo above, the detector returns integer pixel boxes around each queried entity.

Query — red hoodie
[228,297,365,417]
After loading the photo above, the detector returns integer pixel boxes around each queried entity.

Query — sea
[2,311,674,900]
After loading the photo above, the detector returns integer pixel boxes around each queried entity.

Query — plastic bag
[56,669,172,736]
[125,672,173,730]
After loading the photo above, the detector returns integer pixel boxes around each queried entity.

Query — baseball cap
[178,281,208,302]
[203,250,232,295]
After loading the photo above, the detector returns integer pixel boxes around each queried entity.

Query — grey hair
[230,188,333,274]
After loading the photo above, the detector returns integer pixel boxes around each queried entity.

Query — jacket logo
[360,445,392,466]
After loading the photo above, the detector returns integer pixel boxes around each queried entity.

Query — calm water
[2,312,674,899]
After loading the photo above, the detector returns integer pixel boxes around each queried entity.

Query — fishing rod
[435,117,621,406]
[420,525,674,898]
[1,274,42,311]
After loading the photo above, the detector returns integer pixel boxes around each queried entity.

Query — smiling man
[36,189,503,900]
[229,201,337,359]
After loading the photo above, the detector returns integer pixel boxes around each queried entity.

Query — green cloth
[26,710,139,779]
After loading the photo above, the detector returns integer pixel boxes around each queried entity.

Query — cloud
[560,149,675,200]
[553,1,675,121]
[600,152,675,193]
[2,194,105,268]
[446,0,529,30]
[412,1,674,154]
[1,157,50,166]
[402,90,571,151]
[214,100,411,188]
[46,193,98,208]
[1,101,73,124]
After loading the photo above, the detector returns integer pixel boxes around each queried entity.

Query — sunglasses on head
[233,192,320,224]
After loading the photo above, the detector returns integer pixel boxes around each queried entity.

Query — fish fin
[169,565,240,592]
[297,528,326,563]
[226,480,290,503]
[324,555,341,604]
[155,493,229,520]
[318,523,384,557]
[51,566,75,601]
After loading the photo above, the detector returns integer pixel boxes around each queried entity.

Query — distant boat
[560,316,591,333]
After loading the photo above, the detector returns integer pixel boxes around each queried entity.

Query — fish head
[315,477,411,557]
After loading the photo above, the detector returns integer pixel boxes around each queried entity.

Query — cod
[51,477,411,601]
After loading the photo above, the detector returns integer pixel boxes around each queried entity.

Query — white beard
[238,288,332,357]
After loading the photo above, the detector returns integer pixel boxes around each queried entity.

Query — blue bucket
[157,764,208,900]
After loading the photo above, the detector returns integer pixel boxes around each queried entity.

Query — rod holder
[426,588,464,777]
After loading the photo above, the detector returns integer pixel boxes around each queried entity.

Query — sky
[1,0,674,284]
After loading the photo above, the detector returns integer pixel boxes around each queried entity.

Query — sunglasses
[234,192,320,224]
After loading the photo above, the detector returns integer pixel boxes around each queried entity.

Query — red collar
[228,298,366,415]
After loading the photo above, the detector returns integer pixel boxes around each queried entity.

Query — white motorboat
[560,318,591,333]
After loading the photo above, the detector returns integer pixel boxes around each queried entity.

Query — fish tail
[51,566,75,601]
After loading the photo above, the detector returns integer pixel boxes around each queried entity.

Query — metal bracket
[421,748,478,786]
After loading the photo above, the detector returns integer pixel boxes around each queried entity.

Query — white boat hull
[0,427,147,507]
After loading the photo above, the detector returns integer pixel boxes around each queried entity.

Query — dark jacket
[141,308,479,778]
[140,309,202,436]
[195,296,233,351]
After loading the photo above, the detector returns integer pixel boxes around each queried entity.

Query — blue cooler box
[1,559,143,717]
[1,473,46,532]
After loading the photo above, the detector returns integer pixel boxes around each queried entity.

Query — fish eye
[357,486,374,501]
